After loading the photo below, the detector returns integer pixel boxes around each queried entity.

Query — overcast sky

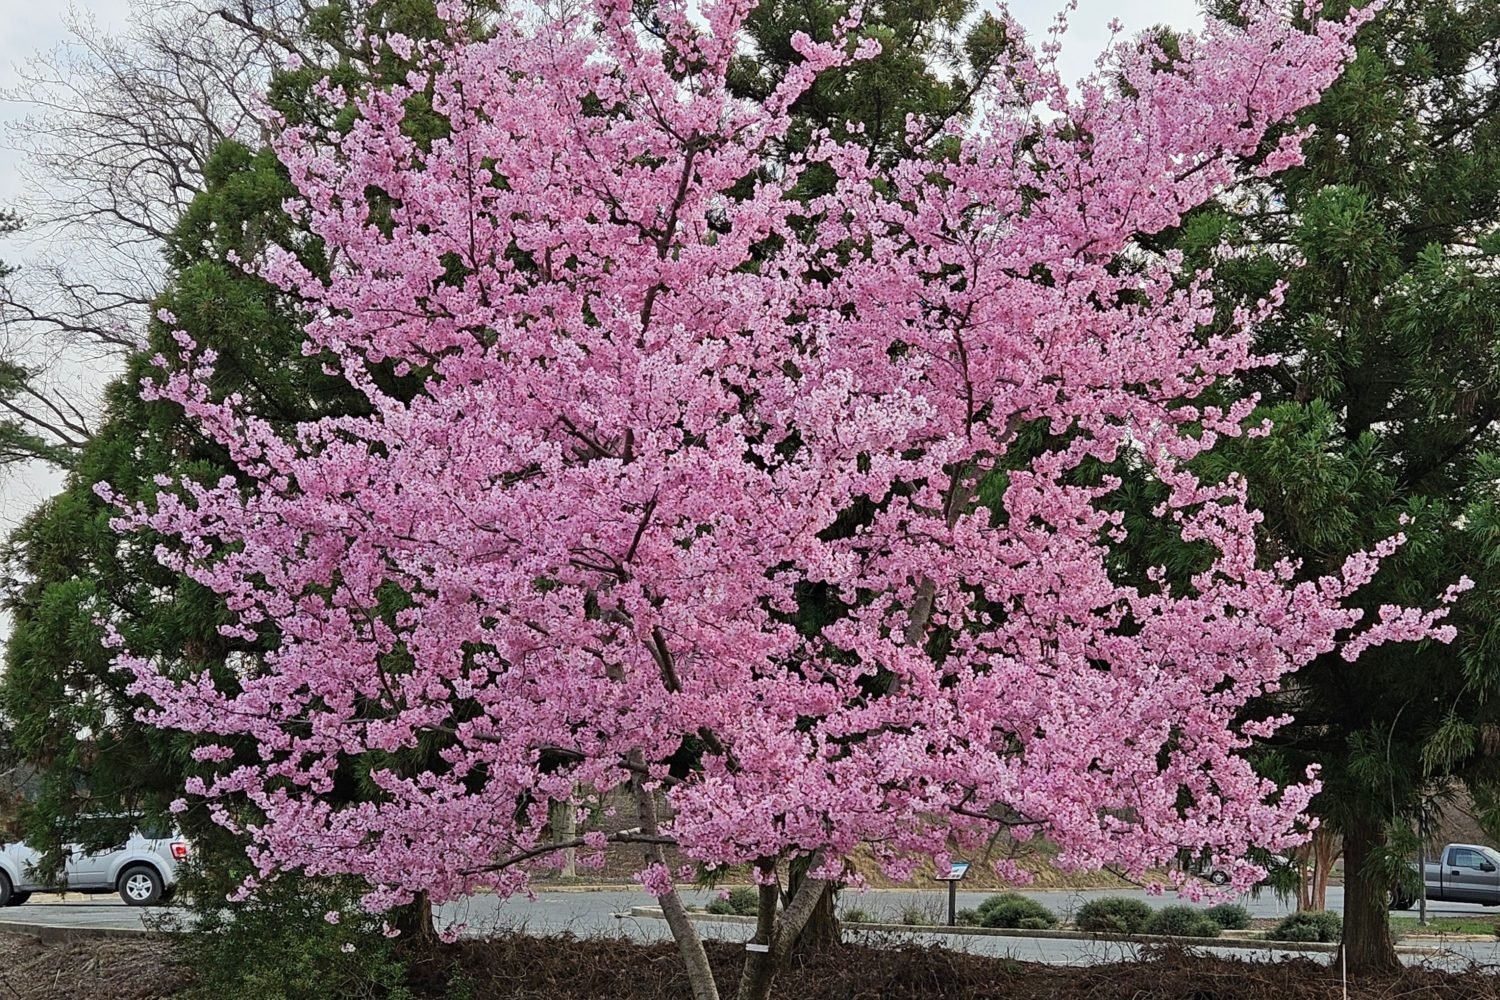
[0,0,1205,247]
[0,0,1203,530]
[0,0,1206,222]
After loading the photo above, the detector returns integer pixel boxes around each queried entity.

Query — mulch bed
[5,927,1497,1000]
[415,936,1500,1000]
[0,932,187,1000]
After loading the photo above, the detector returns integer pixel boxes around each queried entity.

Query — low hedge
[1267,910,1341,943]
[975,893,1059,929]
[707,887,760,916]
[1146,905,1221,938]
[1074,897,1154,934]
[1205,903,1251,931]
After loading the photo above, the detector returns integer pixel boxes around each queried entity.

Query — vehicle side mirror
[1481,861,1496,873]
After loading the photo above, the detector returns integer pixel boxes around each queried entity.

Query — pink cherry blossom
[104,1,1454,996]
[637,863,676,899]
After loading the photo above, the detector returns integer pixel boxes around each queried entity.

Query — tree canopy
[98,4,1455,999]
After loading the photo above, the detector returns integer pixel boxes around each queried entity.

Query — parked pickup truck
[1390,843,1500,909]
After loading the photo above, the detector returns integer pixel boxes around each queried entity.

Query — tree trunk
[1311,829,1339,912]
[657,875,721,1000]
[631,765,720,1000]
[789,885,839,960]
[554,800,577,879]
[394,891,436,942]
[1336,818,1401,977]
[1295,828,1339,912]
[735,856,830,1000]
[1295,843,1314,912]
[735,881,780,1000]
[783,856,840,961]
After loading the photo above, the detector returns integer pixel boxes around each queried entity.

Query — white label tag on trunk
[744,942,770,953]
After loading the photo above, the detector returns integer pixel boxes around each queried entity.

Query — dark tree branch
[463,830,678,875]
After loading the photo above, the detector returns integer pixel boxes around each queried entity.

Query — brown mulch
[415,936,1500,1000]
[0,931,188,1000]
[6,927,1497,1000]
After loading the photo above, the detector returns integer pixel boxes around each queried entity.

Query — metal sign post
[934,861,971,926]
[1418,801,1429,927]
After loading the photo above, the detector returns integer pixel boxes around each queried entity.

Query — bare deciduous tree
[0,1,312,470]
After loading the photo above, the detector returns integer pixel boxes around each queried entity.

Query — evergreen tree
[0,138,338,864]
[0,0,458,915]
[727,0,1010,182]
[1177,0,1500,974]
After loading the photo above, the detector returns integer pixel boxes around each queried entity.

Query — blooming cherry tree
[106,1,1458,997]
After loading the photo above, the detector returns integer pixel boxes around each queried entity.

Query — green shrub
[1074,897,1154,934]
[841,906,874,924]
[705,898,737,915]
[899,906,934,926]
[443,970,476,1000]
[1267,910,1341,943]
[975,893,1059,929]
[955,908,981,926]
[1146,905,1221,938]
[726,887,760,916]
[1017,915,1053,930]
[158,858,413,1000]
[1205,903,1251,930]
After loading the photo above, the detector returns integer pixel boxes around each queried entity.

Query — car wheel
[1388,889,1412,911]
[6,892,30,906]
[0,871,11,907]
[1208,870,1231,887]
[119,866,163,906]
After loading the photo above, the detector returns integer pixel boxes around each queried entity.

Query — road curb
[0,921,162,944]
[627,907,1442,957]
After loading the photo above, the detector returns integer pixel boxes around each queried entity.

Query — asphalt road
[4,886,1499,970]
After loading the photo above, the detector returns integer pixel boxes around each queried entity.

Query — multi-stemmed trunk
[1295,827,1339,912]
[641,840,833,1000]
[733,864,832,1000]
[788,885,840,960]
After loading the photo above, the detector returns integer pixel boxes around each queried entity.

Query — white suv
[0,817,189,906]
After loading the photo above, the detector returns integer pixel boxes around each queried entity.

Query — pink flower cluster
[106,0,1453,910]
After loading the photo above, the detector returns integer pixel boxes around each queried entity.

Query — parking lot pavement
[1,886,1497,970]
[444,884,1500,932]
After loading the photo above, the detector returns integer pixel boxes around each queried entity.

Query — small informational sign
[744,942,770,953]
[935,860,970,926]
